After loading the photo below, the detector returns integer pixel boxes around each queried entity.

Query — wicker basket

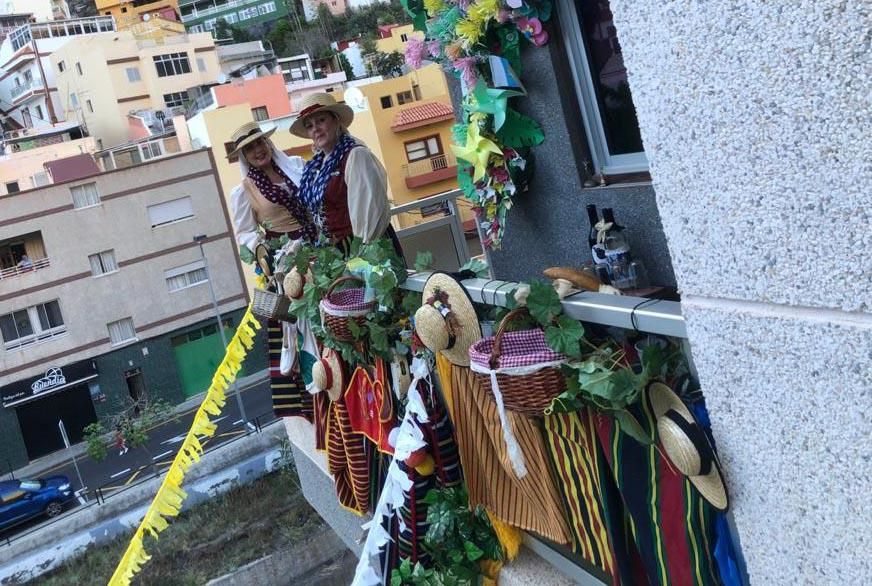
[252,283,292,321]
[468,308,567,415]
[319,276,375,342]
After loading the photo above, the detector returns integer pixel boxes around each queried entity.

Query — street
[20,378,275,503]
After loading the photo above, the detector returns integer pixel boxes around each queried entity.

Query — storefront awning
[1,360,98,408]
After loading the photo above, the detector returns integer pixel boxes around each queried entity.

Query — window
[557,0,647,174]
[70,182,100,208]
[30,171,50,187]
[5,181,20,194]
[107,317,136,345]
[147,196,194,227]
[35,105,44,121]
[75,62,82,75]
[251,106,269,121]
[153,52,191,78]
[22,108,32,128]
[259,2,276,14]
[380,95,393,109]
[223,13,238,24]
[397,90,414,105]
[404,135,442,162]
[58,60,66,72]
[400,33,409,42]
[238,7,258,20]
[70,92,78,108]
[163,91,187,108]
[0,301,66,350]
[165,260,208,292]
[125,67,141,82]
[140,141,164,160]
[86,99,93,113]
[88,249,117,276]
[196,57,206,72]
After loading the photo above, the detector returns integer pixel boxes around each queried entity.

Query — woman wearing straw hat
[227,121,317,420]
[290,92,402,255]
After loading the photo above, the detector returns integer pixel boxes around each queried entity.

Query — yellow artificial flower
[469,0,499,24]
[456,18,483,47]
[424,0,445,14]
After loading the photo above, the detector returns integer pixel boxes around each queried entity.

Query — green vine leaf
[497,108,545,148]
[414,251,434,272]
[238,245,254,264]
[615,410,651,445]
[544,315,585,358]
[525,280,562,326]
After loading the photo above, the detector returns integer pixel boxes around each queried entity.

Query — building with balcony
[50,28,220,149]
[94,0,179,30]
[178,0,288,35]
[0,13,33,44]
[0,16,116,132]
[0,0,68,23]
[0,148,255,468]
[0,130,98,195]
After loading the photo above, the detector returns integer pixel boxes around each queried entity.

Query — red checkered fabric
[322,288,374,312]
[469,329,565,369]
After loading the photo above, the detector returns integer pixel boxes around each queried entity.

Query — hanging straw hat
[414,272,480,367]
[227,121,275,157]
[283,267,311,300]
[290,92,355,138]
[647,382,729,511]
[311,347,345,401]
[255,244,273,278]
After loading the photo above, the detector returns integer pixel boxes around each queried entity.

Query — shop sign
[1,360,98,407]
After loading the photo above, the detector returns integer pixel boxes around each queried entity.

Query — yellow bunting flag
[107,306,262,586]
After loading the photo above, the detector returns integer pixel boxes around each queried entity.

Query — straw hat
[414,272,480,367]
[310,347,345,401]
[290,92,355,138]
[255,244,273,278]
[648,382,729,511]
[227,121,275,157]
[283,267,311,300]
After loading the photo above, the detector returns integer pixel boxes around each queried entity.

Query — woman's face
[242,137,272,169]
[303,111,340,153]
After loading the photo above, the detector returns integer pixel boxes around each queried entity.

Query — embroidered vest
[321,148,357,243]
[242,178,302,235]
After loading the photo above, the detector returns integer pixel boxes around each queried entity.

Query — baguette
[543,266,601,292]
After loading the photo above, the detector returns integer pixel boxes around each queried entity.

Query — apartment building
[0,148,252,468]
[178,0,288,35]
[300,0,347,22]
[50,29,220,149]
[94,0,179,28]
[0,16,116,132]
[0,131,97,195]
[0,0,69,23]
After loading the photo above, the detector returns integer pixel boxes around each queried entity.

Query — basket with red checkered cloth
[319,275,375,342]
[468,307,568,415]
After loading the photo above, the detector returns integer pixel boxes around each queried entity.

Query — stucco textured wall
[607,1,872,583]
[609,1,870,313]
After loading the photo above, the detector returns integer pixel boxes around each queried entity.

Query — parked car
[0,475,74,532]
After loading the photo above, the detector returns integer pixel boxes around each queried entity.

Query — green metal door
[172,327,233,398]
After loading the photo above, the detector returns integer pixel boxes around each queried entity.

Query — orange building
[212,74,292,120]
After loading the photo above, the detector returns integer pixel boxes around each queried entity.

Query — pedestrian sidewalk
[1,368,269,483]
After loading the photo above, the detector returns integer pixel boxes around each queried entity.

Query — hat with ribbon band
[414,272,480,367]
[311,347,346,401]
[227,121,276,158]
[290,92,355,138]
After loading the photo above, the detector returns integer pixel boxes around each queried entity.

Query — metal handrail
[180,0,261,22]
[10,78,43,99]
[0,257,50,279]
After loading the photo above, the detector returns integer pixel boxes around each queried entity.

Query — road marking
[215,430,246,439]
[161,434,186,446]
[153,450,173,460]
[110,468,131,479]
[233,419,243,425]
[124,470,142,485]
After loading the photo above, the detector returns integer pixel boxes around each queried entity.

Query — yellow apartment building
[376,24,420,54]
[94,0,180,28]
[51,30,220,150]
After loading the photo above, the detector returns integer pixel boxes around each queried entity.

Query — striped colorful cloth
[542,410,621,584]
[313,390,330,452]
[326,397,370,515]
[593,394,723,586]
[440,356,572,545]
[268,320,312,420]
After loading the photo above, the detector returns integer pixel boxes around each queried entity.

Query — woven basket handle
[325,275,365,297]
[490,307,532,369]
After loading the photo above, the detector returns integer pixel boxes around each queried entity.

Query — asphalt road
[23,378,276,500]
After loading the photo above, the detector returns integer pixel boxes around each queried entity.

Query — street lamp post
[193,235,250,426]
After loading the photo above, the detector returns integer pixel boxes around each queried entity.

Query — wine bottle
[602,208,624,231]
[586,204,599,249]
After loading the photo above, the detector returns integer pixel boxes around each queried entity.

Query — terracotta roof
[391,102,455,131]
[44,153,100,183]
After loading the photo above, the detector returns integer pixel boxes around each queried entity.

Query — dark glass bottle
[586,204,599,249]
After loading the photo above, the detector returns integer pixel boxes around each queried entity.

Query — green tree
[337,51,355,80]
[214,18,253,43]
[373,50,405,78]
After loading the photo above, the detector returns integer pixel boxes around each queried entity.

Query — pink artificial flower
[453,57,479,90]
[490,165,510,183]
[516,17,549,46]
[404,36,425,69]
[426,40,442,58]
[496,8,511,23]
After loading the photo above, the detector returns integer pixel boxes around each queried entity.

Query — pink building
[212,74,292,121]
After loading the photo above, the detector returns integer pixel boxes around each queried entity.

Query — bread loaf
[543,267,601,292]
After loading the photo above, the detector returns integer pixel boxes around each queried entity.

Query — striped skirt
[267,320,312,421]
[326,398,370,515]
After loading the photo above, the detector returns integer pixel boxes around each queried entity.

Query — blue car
[0,475,74,532]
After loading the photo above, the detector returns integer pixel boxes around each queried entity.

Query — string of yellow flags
[107,306,262,586]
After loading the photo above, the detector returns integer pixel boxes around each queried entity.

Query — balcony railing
[10,78,43,100]
[0,257,50,280]
[403,152,457,177]
[180,0,260,22]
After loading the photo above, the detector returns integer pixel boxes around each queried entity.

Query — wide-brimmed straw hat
[290,92,354,138]
[311,347,345,401]
[414,272,480,367]
[648,382,729,511]
[227,121,275,158]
